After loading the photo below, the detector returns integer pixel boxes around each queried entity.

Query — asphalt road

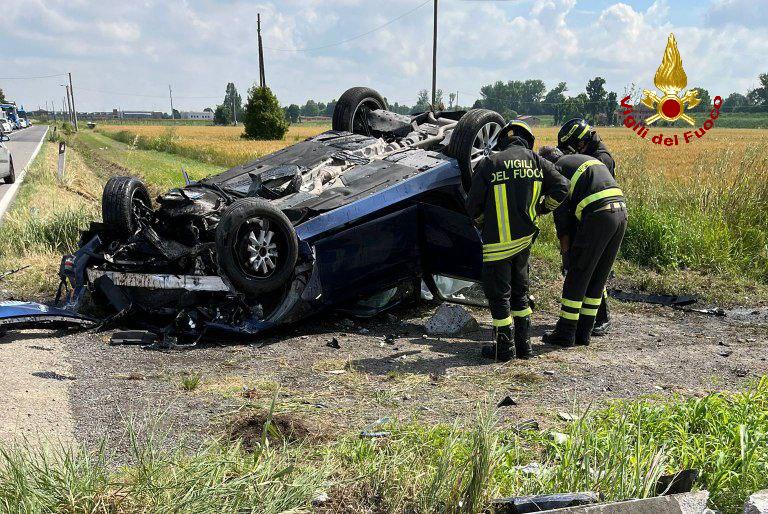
[0,125,48,219]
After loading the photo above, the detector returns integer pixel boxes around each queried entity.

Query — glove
[561,250,570,276]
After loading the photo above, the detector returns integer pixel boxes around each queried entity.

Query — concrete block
[425,303,478,335]
[744,490,768,514]
[542,490,709,514]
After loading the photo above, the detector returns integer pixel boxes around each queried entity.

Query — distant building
[115,109,164,119]
[298,115,331,123]
[181,111,214,120]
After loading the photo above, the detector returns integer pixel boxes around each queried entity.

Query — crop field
[97,124,330,168]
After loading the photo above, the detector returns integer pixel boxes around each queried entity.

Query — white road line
[0,126,49,222]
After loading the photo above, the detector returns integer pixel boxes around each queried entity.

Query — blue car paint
[296,159,461,243]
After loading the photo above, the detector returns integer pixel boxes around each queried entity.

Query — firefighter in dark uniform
[557,118,616,335]
[539,145,627,347]
[466,122,569,361]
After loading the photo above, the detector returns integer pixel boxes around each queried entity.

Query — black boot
[481,325,515,362]
[592,299,611,336]
[542,320,576,348]
[575,316,595,346]
[514,316,533,358]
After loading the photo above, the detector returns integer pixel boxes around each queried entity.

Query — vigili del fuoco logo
[620,33,722,146]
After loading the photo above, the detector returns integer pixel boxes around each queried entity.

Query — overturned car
[5,87,513,337]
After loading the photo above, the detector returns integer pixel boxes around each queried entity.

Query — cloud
[0,0,765,113]
[705,0,768,29]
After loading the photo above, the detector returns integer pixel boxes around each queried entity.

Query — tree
[544,82,568,122]
[605,91,618,125]
[325,99,337,117]
[691,87,711,112]
[222,82,244,123]
[415,89,430,111]
[172,108,180,119]
[0,88,6,103]
[300,99,319,117]
[586,77,608,121]
[747,73,768,106]
[203,107,213,113]
[213,105,229,125]
[448,92,456,109]
[286,104,301,123]
[723,92,748,111]
[242,85,288,140]
[434,89,445,109]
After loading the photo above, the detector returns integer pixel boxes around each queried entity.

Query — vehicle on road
[5,86,516,337]
[18,118,28,128]
[0,133,16,184]
[0,118,12,134]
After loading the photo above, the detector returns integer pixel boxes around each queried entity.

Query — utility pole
[169,85,175,119]
[65,85,73,123]
[52,99,56,121]
[232,94,237,125]
[456,91,459,110]
[257,13,266,88]
[68,72,78,131]
[431,0,438,109]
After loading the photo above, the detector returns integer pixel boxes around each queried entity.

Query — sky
[1,0,767,113]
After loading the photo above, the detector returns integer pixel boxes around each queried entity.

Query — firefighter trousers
[481,247,532,328]
[558,204,627,328]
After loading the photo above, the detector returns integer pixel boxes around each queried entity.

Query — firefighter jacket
[553,153,625,238]
[466,138,569,262]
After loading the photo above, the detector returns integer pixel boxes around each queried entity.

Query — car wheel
[448,109,505,192]
[4,156,15,184]
[102,176,152,238]
[216,198,298,296]
[332,87,387,134]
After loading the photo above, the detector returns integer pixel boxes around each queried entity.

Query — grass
[96,123,329,168]
[2,380,768,513]
[180,373,202,391]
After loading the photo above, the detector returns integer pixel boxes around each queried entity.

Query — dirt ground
[2,298,764,450]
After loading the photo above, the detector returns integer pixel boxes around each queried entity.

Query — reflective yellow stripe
[494,185,505,242]
[482,244,531,262]
[575,188,624,220]
[529,180,541,221]
[561,298,582,309]
[544,196,561,211]
[500,186,511,241]
[483,234,534,253]
[577,124,591,139]
[493,316,512,327]
[580,307,598,316]
[603,288,608,299]
[583,296,602,306]
[512,307,532,318]
[569,159,602,196]
[560,310,580,321]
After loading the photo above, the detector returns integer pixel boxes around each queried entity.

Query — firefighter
[538,145,627,347]
[466,121,569,361]
[556,118,616,334]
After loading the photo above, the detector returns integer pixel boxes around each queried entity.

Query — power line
[0,72,67,80]
[264,0,431,52]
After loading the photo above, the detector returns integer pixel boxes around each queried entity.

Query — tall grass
[620,145,768,281]
[2,381,768,512]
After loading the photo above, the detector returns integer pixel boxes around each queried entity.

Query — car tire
[448,109,505,192]
[4,156,15,184]
[102,176,151,238]
[332,87,387,134]
[216,198,298,296]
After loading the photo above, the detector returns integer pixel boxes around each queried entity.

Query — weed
[180,373,202,391]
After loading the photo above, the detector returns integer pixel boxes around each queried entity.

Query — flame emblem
[641,34,701,125]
